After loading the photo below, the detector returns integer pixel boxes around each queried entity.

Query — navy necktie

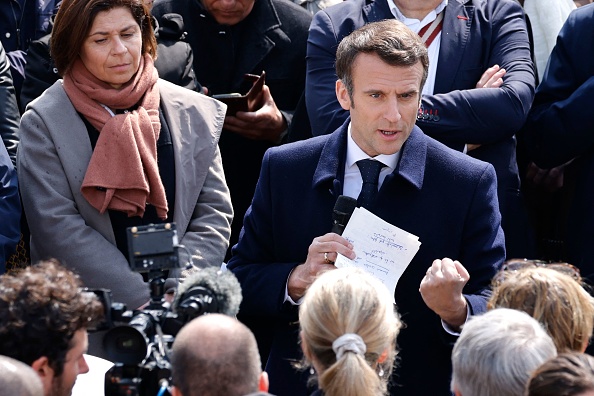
[356,159,385,209]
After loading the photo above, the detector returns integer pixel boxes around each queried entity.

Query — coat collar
[396,125,427,190]
[237,0,291,82]
[313,118,427,192]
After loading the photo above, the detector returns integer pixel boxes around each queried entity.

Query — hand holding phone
[212,72,266,116]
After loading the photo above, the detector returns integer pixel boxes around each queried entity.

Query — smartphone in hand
[212,71,266,116]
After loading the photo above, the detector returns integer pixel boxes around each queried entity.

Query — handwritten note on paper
[334,207,421,298]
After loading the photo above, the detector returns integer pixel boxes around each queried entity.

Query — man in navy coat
[305,0,535,258]
[522,4,594,282]
[228,20,505,396]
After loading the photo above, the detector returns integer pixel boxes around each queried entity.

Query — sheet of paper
[334,207,421,298]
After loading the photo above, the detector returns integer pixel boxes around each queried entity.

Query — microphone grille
[334,195,357,214]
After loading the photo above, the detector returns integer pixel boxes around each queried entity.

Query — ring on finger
[324,252,334,265]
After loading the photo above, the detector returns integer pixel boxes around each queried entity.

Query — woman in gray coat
[17,0,232,311]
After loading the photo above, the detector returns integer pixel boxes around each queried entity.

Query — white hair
[451,308,557,396]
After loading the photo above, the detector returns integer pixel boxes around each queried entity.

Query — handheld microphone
[173,267,243,321]
[332,195,357,235]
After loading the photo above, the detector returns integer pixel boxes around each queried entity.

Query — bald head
[0,355,44,396]
[171,314,262,396]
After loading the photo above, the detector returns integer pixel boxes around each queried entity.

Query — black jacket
[0,0,44,54]
[0,0,59,104]
[0,41,20,167]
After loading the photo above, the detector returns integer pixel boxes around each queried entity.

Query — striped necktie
[418,11,444,47]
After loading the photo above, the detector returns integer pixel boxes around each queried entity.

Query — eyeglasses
[496,258,581,282]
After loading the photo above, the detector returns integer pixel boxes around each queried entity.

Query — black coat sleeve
[0,42,21,167]
[20,34,60,113]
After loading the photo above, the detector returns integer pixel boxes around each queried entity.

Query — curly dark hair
[0,259,104,376]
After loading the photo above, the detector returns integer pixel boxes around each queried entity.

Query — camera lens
[104,326,148,365]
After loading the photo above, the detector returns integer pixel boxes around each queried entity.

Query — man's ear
[31,356,53,395]
[336,79,352,111]
[259,371,269,392]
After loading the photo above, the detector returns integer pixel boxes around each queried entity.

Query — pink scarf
[63,54,168,219]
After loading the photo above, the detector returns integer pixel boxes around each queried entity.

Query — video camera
[90,223,242,396]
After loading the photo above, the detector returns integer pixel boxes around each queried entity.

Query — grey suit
[18,79,233,309]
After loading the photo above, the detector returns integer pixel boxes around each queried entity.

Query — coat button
[5,32,10,38]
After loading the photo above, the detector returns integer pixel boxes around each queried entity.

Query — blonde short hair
[489,266,594,352]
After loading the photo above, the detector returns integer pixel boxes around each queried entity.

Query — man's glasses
[497,258,581,282]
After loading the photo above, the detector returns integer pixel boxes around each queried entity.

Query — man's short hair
[526,352,594,396]
[171,314,261,396]
[489,265,594,352]
[0,355,44,396]
[451,308,557,396]
[0,259,103,376]
[335,19,429,101]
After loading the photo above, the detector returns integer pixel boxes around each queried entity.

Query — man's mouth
[380,130,397,135]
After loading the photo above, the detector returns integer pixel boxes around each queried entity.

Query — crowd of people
[1,0,594,395]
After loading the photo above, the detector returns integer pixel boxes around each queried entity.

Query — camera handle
[146,271,167,310]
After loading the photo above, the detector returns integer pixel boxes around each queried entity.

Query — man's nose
[384,96,402,123]
[79,355,90,375]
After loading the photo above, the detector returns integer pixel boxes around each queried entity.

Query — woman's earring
[309,367,315,375]
[378,366,384,377]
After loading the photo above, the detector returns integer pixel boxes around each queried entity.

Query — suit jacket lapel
[159,81,226,237]
[434,0,474,94]
[160,84,204,235]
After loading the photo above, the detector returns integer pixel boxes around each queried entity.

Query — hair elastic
[332,333,366,360]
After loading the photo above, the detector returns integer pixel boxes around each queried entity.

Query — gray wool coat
[18,79,233,309]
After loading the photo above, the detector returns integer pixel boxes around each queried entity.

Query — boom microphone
[332,195,357,235]
[173,267,242,321]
